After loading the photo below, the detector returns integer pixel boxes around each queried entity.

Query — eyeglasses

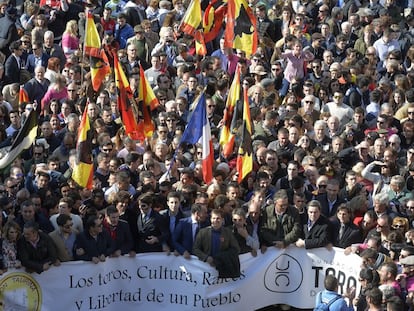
[377,121,384,124]
[392,224,404,229]
[318,184,327,188]
[102,148,113,152]
[22,41,30,44]
[333,95,342,99]
[376,224,388,228]
[32,48,38,51]
[207,105,216,108]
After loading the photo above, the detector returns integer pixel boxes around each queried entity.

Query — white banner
[0,247,361,311]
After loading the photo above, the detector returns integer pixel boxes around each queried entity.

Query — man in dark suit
[26,42,49,75]
[296,200,331,249]
[4,40,23,84]
[136,193,170,253]
[316,178,345,220]
[160,191,185,250]
[74,215,115,263]
[172,203,208,259]
[333,205,363,249]
[103,205,135,257]
[193,209,241,278]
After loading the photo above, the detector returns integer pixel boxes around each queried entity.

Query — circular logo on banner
[0,272,42,310]
[264,253,303,293]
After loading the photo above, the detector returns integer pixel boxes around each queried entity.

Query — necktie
[192,223,199,242]
[339,224,345,240]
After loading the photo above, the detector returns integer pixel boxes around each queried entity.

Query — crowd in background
[2,0,414,309]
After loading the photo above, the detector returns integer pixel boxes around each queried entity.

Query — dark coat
[316,194,346,219]
[73,230,114,261]
[24,77,50,105]
[26,53,49,74]
[302,216,330,249]
[333,221,363,249]
[136,210,169,253]
[17,231,58,273]
[172,216,201,255]
[4,54,20,84]
[193,226,240,278]
[103,219,134,255]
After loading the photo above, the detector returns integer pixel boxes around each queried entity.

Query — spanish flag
[180,0,207,55]
[72,105,94,189]
[85,12,110,91]
[236,87,252,184]
[219,65,241,159]
[224,0,258,56]
[19,86,29,105]
[0,110,38,169]
[113,53,140,140]
[203,0,227,43]
[137,64,159,140]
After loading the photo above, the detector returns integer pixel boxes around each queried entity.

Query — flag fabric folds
[85,12,110,91]
[0,110,38,169]
[203,0,227,43]
[72,106,94,189]
[219,65,241,159]
[180,93,214,184]
[224,0,258,56]
[137,64,159,140]
[19,86,29,105]
[180,0,207,55]
[236,87,253,184]
[113,53,141,140]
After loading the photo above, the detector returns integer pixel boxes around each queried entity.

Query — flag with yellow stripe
[72,105,94,189]
[236,87,252,184]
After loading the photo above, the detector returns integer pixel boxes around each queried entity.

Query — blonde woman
[61,20,80,59]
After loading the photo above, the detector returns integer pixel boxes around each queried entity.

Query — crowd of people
[2,0,414,309]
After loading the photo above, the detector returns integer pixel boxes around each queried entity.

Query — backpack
[313,293,342,311]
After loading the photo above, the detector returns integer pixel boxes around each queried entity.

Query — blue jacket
[315,290,354,311]
[115,23,134,49]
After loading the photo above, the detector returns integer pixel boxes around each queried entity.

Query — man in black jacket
[74,215,115,263]
[296,200,331,249]
[17,221,59,273]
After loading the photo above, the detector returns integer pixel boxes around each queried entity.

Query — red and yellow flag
[219,65,241,158]
[19,86,29,105]
[85,12,110,91]
[113,53,141,140]
[236,87,253,184]
[180,0,207,55]
[224,0,258,56]
[72,105,94,189]
[203,0,227,43]
[137,64,159,139]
